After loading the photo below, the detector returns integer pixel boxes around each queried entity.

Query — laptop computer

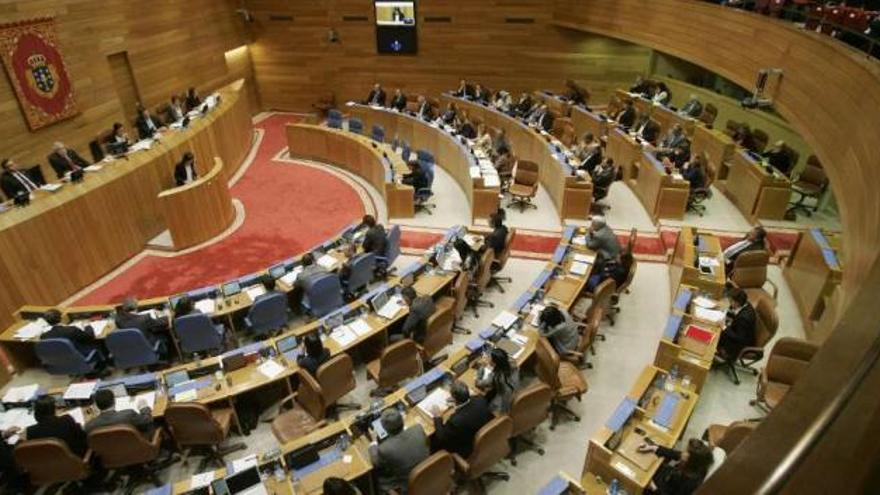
[227,467,266,495]
[165,370,190,388]
[221,281,242,298]
[276,336,297,354]
[370,291,390,314]
[324,312,344,332]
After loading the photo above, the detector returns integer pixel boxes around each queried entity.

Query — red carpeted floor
[73,114,366,305]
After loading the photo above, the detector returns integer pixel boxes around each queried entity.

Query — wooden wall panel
[243,0,651,111]
[0,0,252,181]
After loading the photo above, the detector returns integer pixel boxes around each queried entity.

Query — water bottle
[609,478,620,495]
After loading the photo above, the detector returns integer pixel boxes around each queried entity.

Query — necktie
[14,171,37,191]
[64,152,80,171]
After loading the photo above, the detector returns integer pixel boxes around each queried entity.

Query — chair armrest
[451,452,470,474]
[149,428,163,449]
[82,449,93,464]
[764,279,779,300]
[278,393,298,411]
[562,350,584,362]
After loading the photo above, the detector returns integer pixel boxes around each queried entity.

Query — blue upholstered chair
[245,292,290,338]
[106,328,163,370]
[174,313,225,355]
[372,124,385,143]
[415,164,436,215]
[376,225,402,277]
[327,110,343,129]
[34,338,100,376]
[344,253,376,297]
[302,273,344,318]
[348,117,364,134]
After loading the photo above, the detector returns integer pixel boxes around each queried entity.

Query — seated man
[25,395,88,457]
[532,105,554,132]
[254,274,284,303]
[41,309,103,362]
[538,306,580,355]
[456,112,476,139]
[167,95,186,122]
[591,158,616,199]
[431,381,493,458]
[657,124,689,156]
[586,252,632,292]
[484,212,508,257]
[401,158,429,191]
[389,88,407,112]
[0,158,43,200]
[394,287,435,344]
[135,106,165,140]
[513,92,534,117]
[681,154,708,191]
[716,288,757,361]
[585,215,621,260]
[440,102,457,125]
[473,84,490,104]
[47,142,89,179]
[360,215,388,255]
[615,99,637,130]
[114,297,169,359]
[452,79,473,99]
[632,113,660,144]
[723,226,767,274]
[366,83,387,106]
[368,408,429,494]
[174,152,198,186]
[679,94,703,118]
[415,96,432,120]
[763,140,794,176]
[494,149,515,185]
[293,253,328,310]
[85,388,155,436]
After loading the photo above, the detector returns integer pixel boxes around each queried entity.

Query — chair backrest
[699,103,718,126]
[88,424,159,468]
[402,142,412,162]
[295,369,328,421]
[751,129,769,153]
[303,273,344,318]
[348,117,363,134]
[513,160,540,188]
[327,110,343,128]
[316,353,357,408]
[14,438,89,485]
[495,228,516,271]
[798,163,828,190]
[731,250,770,290]
[346,252,377,294]
[247,292,289,337]
[753,297,779,349]
[451,270,470,319]
[508,382,553,437]
[164,402,225,447]
[782,144,799,172]
[378,339,421,388]
[717,420,759,455]
[765,337,819,386]
[474,249,495,292]
[617,257,637,295]
[626,227,637,255]
[772,337,820,362]
[372,124,385,142]
[174,313,223,354]
[383,225,402,266]
[534,337,562,390]
[106,328,160,369]
[408,450,455,495]
[467,416,513,477]
[422,297,455,359]
[590,278,617,320]
[34,338,95,375]
[416,149,435,166]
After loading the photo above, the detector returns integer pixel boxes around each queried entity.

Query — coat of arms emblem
[25,53,58,98]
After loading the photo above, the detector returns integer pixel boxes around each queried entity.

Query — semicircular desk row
[0,79,254,335]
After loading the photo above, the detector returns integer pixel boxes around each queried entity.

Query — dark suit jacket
[720,303,757,358]
[367,89,387,106]
[400,296,435,344]
[680,99,703,118]
[580,149,603,173]
[114,312,165,345]
[1,170,36,199]
[48,149,89,179]
[136,114,161,140]
[538,112,554,132]
[363,225,388,254]
[174,161,197,186]
[592,165,615,190]
[26,415,88,457]
[637,120,660,144]
[42,324,99,357]
[485,226,508,256]
[725,239,764,273]
[296,349,330,378]
[85,408,155,436]
[402,167,429,190]
[185,94,201,111]
[617,107,636,129]
[390,94,407,111]
[417,102,432,120]
[453,85,474,99]
[369,425,430,493]
[432,397,493,458]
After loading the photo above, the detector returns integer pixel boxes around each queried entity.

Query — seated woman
[475,348,520,413]
[639,438,715,495]
[474,123,494,153]
[456,112,477,139]
[297,332,330,377]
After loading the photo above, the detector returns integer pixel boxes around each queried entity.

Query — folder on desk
[653,394,681,429]
[511,292,534,313]
[532,269,553,290]
[466,337,486,353]
[663,314,683,341]
[537,475,571,495]
[562,226,576,243]
[606,398,637,432]
[552,245,569,264]
[673,289,693,312]
[680,325,715,356]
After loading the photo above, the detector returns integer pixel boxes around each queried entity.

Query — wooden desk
[533,90,573,117]
[629,152,689,224]
[171,464,295,495]
[346,104,499,221]
[0,80,253,332]
[605,128,643,181]
[783,228,843,339]
[691,125,734,180]
[724,150,792,221]
[668,227,726,299]
[442,94,593,221]
[654,313,722,393]
[571,106,608,141]
[158,157,235,250]
[614,90,695,137]
[286,123,414,219]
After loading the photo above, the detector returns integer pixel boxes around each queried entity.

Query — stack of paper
[84,165,103,173]
[574,253,595,264]
[63,381,98,401]
[699,256,720,267]
[257,359,285,380]
[349,318,372,337]
[190,472,215,489]
[229,454,258,474]
[115,391,157,413]
[246,285,266,301]
[378,297,404,319]
[469,166,482,179]
[280,267,302,286]
[492,311,519,330]
[330,326,358,347]
[569,261,590,276]
[693,296,718,309]
[572,235,587,247]
[14,319,50,340]
[483,175,501,188]
[40,183,63,192]
[317,254,337,270]
[417,388,451,418]
[2,384,39,403]
[194,299,216,314]
[64,407,86,426]
[694,306,726,323]
[0,408,36,433]
[129,140,154,152]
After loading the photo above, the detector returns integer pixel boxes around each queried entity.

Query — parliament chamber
[0,0,875,494]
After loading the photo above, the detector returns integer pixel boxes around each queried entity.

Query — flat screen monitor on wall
[375,1,417,54]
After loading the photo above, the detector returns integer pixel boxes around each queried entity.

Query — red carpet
[73,114,366,305]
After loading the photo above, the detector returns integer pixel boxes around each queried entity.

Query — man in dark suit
[0,158,43,200]
[369,408,430,494]
[679,95,703,118]
[658,124,689,155]
[530,105,554,132]
[473,84,490,104]
[484,212,508,256]
[361,215,388,255]
[723,226,767,274]
[415,96,432,120]
[717,288,757,360]
[389,89,407,111]
[135,107,165,140]
[432,381,493,458]
[402,158,429,190]
[394,287,435,344]
[592,158,616,199]
[47,142,89,179]
[453,79,474,99]
[615,100,636,130]
[174,152,198,186]
[85,389,155,436]
[514,92,534,117]
[41,309,103,360]
[366,83,387,106]
[167,95,186,123]
[763,140,794,176]
[25,395,88,457]
[633,115,660,144]
[115,297,169,359]
[579,143,603,174]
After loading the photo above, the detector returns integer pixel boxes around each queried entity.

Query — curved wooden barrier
[442,94,594,221]
[285,124,414,219]
[554,0,880,491]
[158,157,235,250]
[0,80,253,330]
[346,104,500,221]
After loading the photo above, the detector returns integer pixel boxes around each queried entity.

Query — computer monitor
[370,290,390,313]
[324,312,344,332]
[226,466,261,494]
[165,370,190,388]
[285,444,320,470]
[211,479,231,495]
[276,335,298,354]
[269,264,286,279]
[222,281,242,297]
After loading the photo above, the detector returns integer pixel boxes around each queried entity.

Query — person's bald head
[591,215,607,230]
[380,408,404,435]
